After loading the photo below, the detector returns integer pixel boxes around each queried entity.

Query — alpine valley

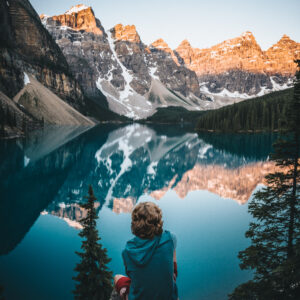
[1,1,299,136]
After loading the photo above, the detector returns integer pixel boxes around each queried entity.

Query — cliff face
[113,24,141,43]
[149,38,179,65]
[146,38,203,99]
[0,0,85,107]
[265,34,300,75]
[175,32,300,96]
[0,90,39,138]
[176,32,300,76]
[40,6,109,102]
[176,32,264,76]
[48,5,103,35]
[0,0,98,137]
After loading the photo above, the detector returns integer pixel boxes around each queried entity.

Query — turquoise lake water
[0,124,277,299]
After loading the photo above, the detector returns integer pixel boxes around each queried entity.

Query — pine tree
[73,185,113,300]
[229,61,300,299]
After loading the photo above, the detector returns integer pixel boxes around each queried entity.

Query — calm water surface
[0,124,277,300]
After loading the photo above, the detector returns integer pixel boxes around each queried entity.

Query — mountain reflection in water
[0,123,280,300]
[0,124,276,255]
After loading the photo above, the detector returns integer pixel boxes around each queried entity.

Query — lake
[0,124,277,300]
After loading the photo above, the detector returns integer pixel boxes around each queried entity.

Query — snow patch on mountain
[149,66,160,80]
[24,72,30,85]
[106,30,134,100]
[94,31,157,119]
[65,5,89,15]
[200,85,251,99]
[200,77,293,100]
[270,77,293,91]
[96,77,153,119]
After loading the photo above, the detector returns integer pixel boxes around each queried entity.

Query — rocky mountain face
[41,6,212,119]
[175,32,300,96]
[265,34,300,75]
[42,4,103,35]
[0,0,85,106]
[0,90,40,138]
[41,5,299,119]
[0,0,97,137]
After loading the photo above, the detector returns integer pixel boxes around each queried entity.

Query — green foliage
[84,96,130,122]
[229,62,300,299]
[73,185,113,300]
[143,106,206,124]
[196,89,293,132]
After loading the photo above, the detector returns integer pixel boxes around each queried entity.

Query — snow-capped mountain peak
[41,5,300,119]
[65,4,89,15]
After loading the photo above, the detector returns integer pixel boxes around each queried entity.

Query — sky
[31,0,300,50]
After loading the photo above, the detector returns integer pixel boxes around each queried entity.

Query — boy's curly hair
[131,202,163,239]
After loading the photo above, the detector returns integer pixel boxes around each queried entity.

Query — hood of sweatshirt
[123,230,172,267]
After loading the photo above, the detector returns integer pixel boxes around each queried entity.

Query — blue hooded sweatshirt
[122,230,178,300]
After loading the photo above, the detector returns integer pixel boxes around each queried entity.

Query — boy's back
[122,230,178,300]
[114,202,178,300]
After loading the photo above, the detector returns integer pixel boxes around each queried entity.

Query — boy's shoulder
[123,230,176,252]
[169,231,177,249]
[164,230,177,249]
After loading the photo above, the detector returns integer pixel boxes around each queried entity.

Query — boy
[114,202,178,300]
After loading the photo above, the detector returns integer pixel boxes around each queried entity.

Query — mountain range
[0,1,299,136]
[40,4,300,119]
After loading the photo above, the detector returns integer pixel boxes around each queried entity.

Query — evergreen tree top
[73,185,113,300]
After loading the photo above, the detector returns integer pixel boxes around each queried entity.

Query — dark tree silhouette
[196,88,293,132]
[73,185,113,300]
[229,61,300,299]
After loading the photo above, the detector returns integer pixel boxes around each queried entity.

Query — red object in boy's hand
[115,276,131,298]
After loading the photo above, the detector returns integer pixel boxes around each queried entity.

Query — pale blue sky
[31,0,300,50]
